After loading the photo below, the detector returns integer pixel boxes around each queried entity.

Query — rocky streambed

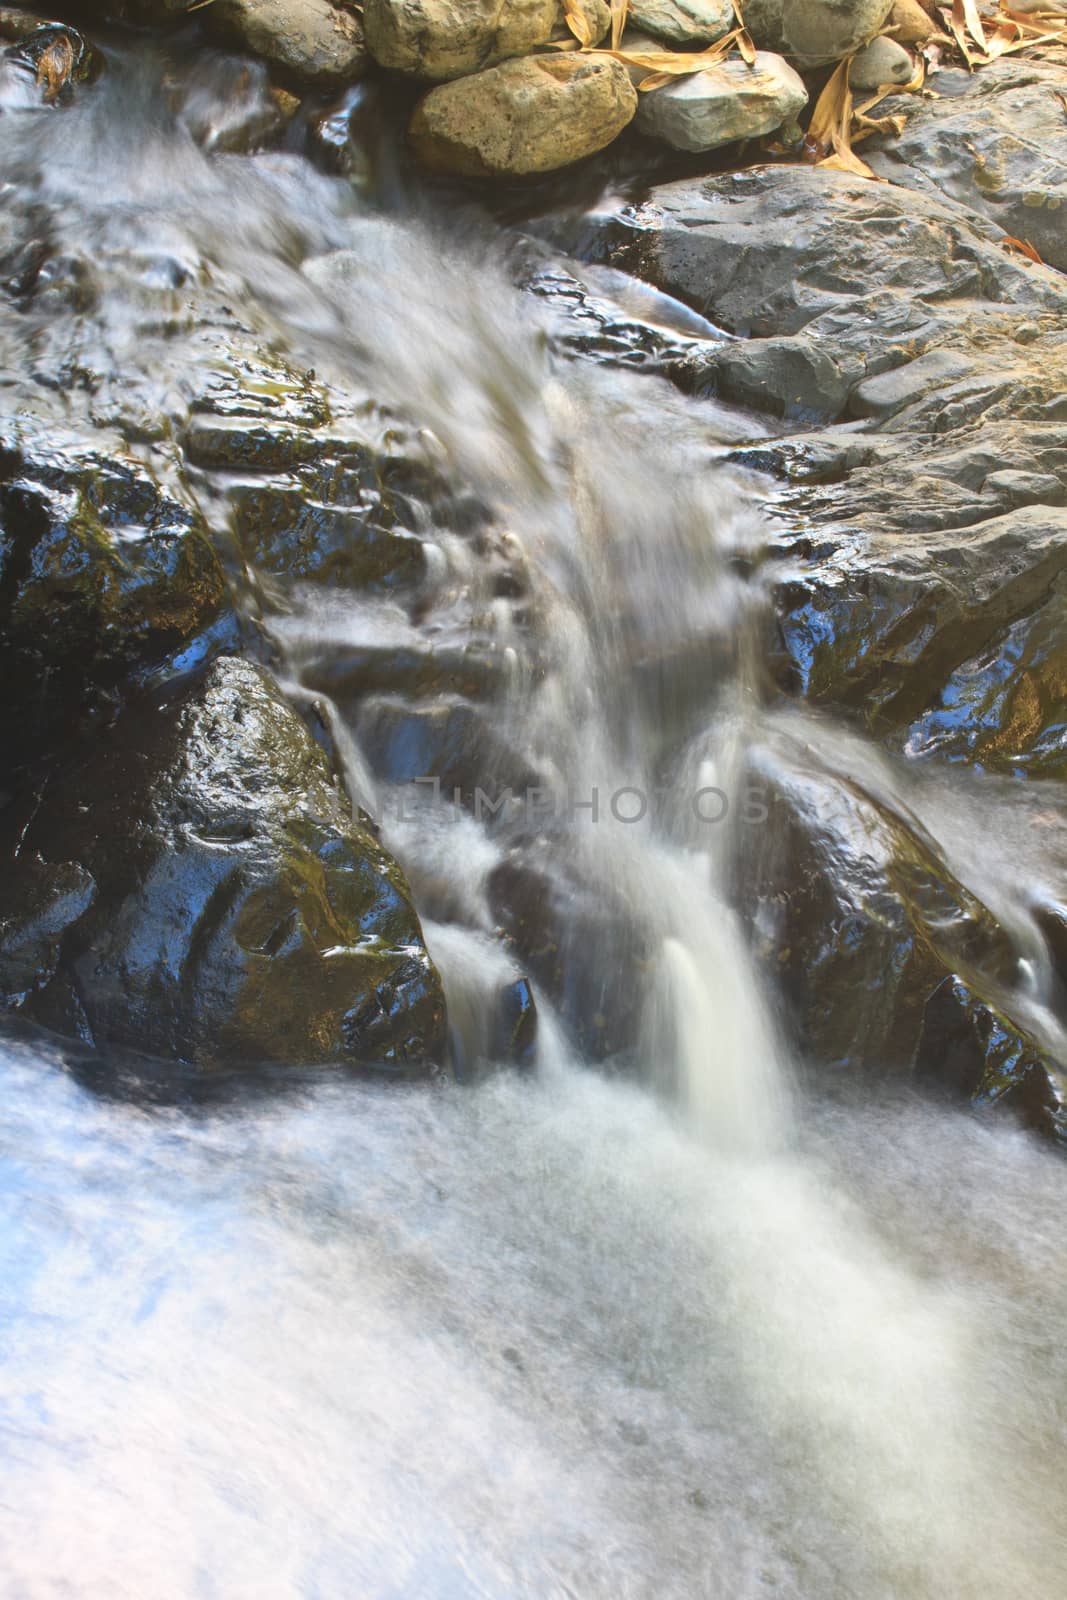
[0,0,1065,1150]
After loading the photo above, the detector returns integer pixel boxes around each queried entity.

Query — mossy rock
[3,658,446,1069]
[0,429,231,768]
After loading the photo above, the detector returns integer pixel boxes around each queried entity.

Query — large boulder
[628,0,734,45]
[567,163,1067,421]
[203,0,368,86]
[866,59,1067,274]
[743,0,895,66]
[636,52,807,152]
[0,658,446,1069]
[409,53,637,177]
[363,0,558,80]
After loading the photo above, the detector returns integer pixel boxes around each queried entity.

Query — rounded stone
[363,0,558,80]
[849,34,914,89]
[636,51,808,152]
[409,53,638,176]
[742,0,896,67]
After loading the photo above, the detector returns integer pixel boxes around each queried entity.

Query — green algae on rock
[1,658,446,1069]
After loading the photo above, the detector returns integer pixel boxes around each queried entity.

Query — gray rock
[363,0,558,80]
[636,51,807,152]
[5,658,447,1069]
[743,0,895,66]
[866,58,1067,273]
[410,53,637,176]
[628,0,734,45]
[850,349,977,420]
[848,34,913,89]
[582,165,1067,340]
[204,0,368,86]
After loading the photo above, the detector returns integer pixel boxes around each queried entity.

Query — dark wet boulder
[2,658,446,1069]
[771,503,1067,736]
[0,424,231,772]
[915,976,1066,1142]
[739,727,1067,1138]
[902,571,1067,780]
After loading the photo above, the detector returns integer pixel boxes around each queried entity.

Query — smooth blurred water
[1,1033,1066,1599]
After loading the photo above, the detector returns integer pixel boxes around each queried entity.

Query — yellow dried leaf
[945,2,979,63]
[962,0,988,48]
[562,0,594,47]
[610,0,628,51]
[596,33,740,75]
[820,147,879,177]
[736,26,757,63]
[36,34,73,104]
[804,56,853,162]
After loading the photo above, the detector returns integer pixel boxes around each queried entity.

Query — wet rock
[635,52,807,153]
[3,658,446,1069]
[915,977,1066,1141]
[773,505,1067,732]
[232,481,426,592]
[175,56,291,155]
[742,0,895,66]
[576,163,1067,428]
[357,696,542,801]
[0,858,96,1013]
[740,731,1065,1136]
[628,0,734,45]
[0,423,230,770]
[204,0,368,88]
[866,59,1067,273]
[409,52,637,177]
[490,848,652,1060]
[902,571,1067,779]
[848,34,913,89]
[363,0,558,81]
[493,975,538,1064]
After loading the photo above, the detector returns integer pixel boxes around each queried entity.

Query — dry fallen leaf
[562,0,595,48]
[803,57,882,176]
[1003,234,1045,262]
[35,33,73,104]
[610,0,628,52]
[593,32,745,86]
[731,0,758,62]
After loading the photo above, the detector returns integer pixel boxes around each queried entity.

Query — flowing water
[1,31,1066,1598]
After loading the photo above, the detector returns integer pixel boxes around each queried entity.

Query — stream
[1,26,1066,1598]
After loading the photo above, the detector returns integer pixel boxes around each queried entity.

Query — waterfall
[1,38,1065,1600]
